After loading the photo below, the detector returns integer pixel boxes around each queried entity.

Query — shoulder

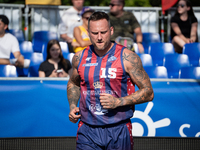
[40,60,49,66]
[66,6,75,13]
[123,11,135,18]
[72,51,83,68]
[122,48,142,72]
[190,15,198,23]
[39,60,49,70]
[4,33,19,46]
[74,26,81,32]
[5,33,17,40]
[124,11,133,16]
[171,15,179,22]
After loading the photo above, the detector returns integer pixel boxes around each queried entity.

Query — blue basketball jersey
[77,42,135,126]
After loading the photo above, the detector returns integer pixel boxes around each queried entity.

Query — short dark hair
[88,11,111,29]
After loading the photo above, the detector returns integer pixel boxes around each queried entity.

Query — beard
[92,40,110,51]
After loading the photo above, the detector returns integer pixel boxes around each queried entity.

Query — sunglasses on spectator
[177,4,186,8]
[109,3,120,7]
[83,17,90,20]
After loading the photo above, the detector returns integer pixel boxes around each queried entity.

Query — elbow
[148,88,154,102]
[79,42,85,47]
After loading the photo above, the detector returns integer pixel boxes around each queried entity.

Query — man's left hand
[99,93,123,109]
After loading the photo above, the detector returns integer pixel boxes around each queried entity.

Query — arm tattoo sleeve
[122,51,154,105]
[67,52,82,110]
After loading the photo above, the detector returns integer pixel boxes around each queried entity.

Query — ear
[4,24,8,30]
[187,6,191,11]
[110,26,114,36]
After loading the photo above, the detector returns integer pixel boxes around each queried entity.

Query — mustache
[97,39,103,42]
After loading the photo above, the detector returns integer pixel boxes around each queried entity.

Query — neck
[49,58,60,63]
[0,31,5,38]
[94,42,113,57]
[180,12,188,20]
[82,23,87,29]
[73,6,82,12]
[115,10,124,18]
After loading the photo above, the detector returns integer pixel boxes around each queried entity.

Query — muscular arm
[100,49,154,109]
[67,52,82,111]
[122,49,154,104]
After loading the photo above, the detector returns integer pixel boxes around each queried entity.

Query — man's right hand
[69,107,81,123]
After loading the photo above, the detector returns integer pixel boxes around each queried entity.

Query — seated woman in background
[170,0,198,53]
[72,7,94,53]
[39,39,72,77]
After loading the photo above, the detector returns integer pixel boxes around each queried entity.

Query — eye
[101,31,107,34]
[92,32,98,35]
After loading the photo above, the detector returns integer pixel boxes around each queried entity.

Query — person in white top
[58,0,84,53]
[0,15,29,68]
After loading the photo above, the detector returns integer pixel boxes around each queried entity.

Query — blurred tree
[0,0,24,4]
[149,0,161,6]
[134,0,150,6]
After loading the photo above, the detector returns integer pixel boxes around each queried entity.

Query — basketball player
[67,11,154,150]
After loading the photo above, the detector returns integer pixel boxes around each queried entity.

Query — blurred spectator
[58,0,84,53]
[0,14,30,68]
[107,0,144,53]
[72,7,94,53]
[38,39,72,77]
[171,0,198,53]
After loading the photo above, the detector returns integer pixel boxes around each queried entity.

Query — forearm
[60,34,72,43]
[121,86,154,106]
[78,40,92,47]
[136,33,143,43]
[0,58,11,65]
[67,79,80,110]
[178,34,188,43]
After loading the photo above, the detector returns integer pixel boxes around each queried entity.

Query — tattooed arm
[100,48,154,109]
[67,51,82,123]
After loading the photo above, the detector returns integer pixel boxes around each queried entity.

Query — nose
[97,32,102,41]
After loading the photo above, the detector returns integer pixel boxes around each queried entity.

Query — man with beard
[67,12,154,150]
[108,0,144,53]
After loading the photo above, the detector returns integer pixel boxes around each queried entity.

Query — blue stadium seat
[41,43,48,60]
[139,54,153,67]
[164,54,190,78]
[133,43,139,54]
[7,29,25,43]
[20,41,34,59]
[28,53,44,77]
[59,41,69,58]
[144,66,168,78]
[16,41,34,77]
[0,65,18,77]
[182,43,200,66]
[66,53,75,64]
[142,32,161,53]
[149,42,175,66]
[32,31,58,53]
[179,66,200,79]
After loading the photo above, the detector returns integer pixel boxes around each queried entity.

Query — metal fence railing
[1,3,200,42]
